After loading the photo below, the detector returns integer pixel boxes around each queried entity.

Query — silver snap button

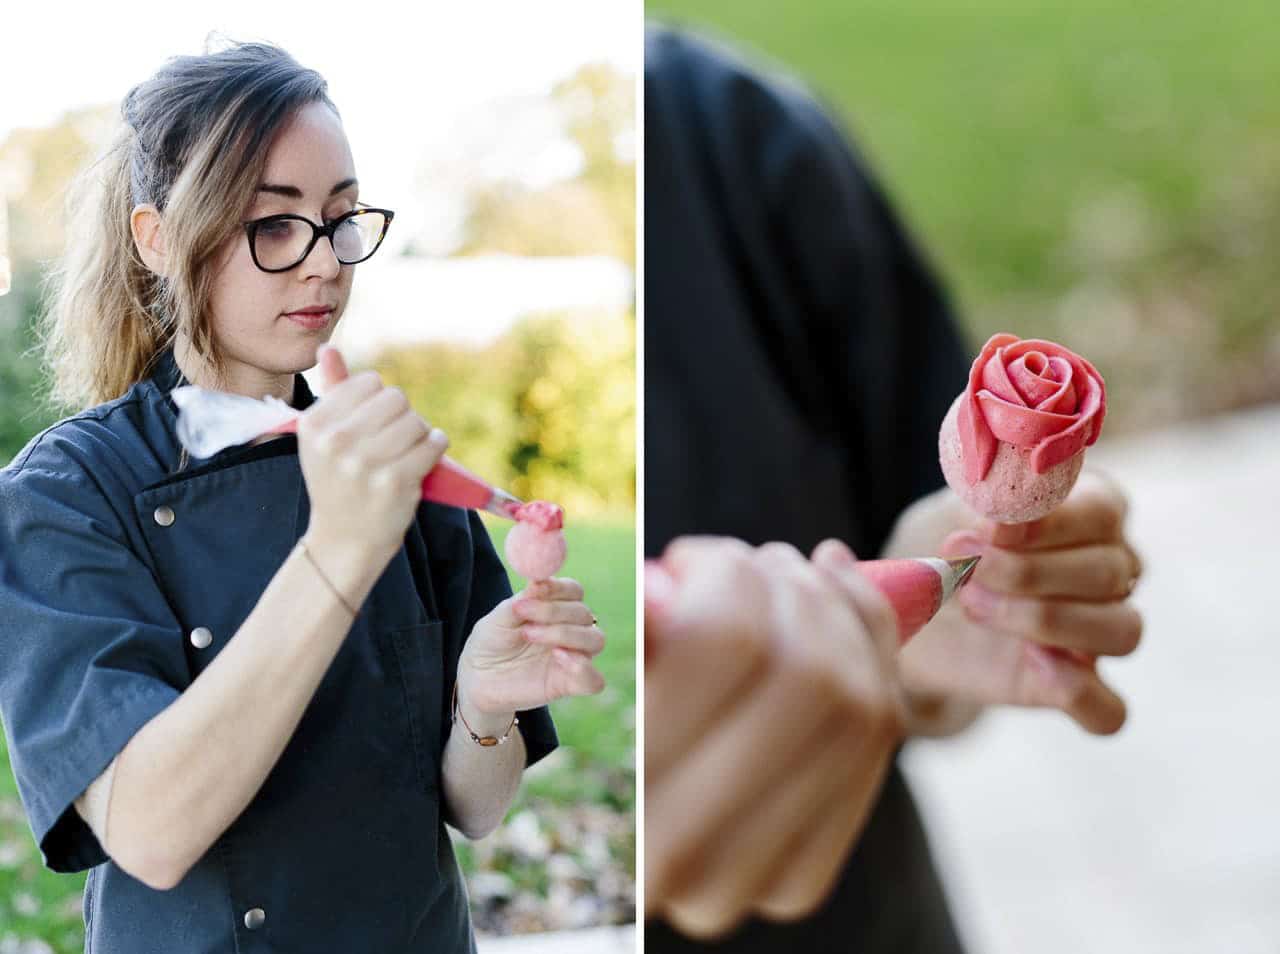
[153,505,175,527]
[190,627,213,650]
[244,907,266,930]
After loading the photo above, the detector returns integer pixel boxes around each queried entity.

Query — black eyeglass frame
[241,202,396,273]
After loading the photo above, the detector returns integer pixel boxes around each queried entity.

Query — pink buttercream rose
[504,501,567,580]
[940,333,1107,523]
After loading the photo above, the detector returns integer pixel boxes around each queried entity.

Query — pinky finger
[1025,644,1127,735]
[553,648,606,697]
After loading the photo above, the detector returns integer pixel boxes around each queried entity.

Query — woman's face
[203,101,358,395]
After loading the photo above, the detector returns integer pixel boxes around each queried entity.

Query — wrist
[296,529,392,617]
[452,679,518,743]
[302,524,397,569]
[454,662,516,719]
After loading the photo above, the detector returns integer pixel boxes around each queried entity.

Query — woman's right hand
[644,536,906,940]
[297,344,449,561]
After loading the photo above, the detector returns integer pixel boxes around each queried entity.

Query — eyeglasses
[242,203,395,273]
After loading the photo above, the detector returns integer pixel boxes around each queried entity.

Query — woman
[0,41,606,952]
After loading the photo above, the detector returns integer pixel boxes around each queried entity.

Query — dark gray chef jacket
[645,25,971,953]
[0,345,557,952]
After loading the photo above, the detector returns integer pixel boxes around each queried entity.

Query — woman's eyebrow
[255,177,358,199]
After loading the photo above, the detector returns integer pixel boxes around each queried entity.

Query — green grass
[0,518,634,950]
[646,0,1280,427]
[487,518,636,812]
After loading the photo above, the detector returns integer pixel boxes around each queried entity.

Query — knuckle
[382,385,409,410]
[1006,554,1039,592]
[1106,551,1132,595]
[326,424,355,454]
[789,650,844,706]
[757,541,803,563]
[720,547,763,593]
[1096,502,1123,539]
[1062,678,1091,713]
[1031,599,1060,635]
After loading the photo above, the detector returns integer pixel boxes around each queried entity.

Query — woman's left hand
[456,577,606,717]
[891,470,1144,735]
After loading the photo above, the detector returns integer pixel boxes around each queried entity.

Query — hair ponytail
[36,38,335,411]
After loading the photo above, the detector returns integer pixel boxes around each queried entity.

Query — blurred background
[0,3,635,950]
[645,1,1279,951]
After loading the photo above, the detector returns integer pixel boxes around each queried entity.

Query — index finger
[981,477,1128,551]
[300,369,383,429]
[522,577,585,602]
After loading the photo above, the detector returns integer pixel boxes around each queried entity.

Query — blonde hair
[38,36,338,410]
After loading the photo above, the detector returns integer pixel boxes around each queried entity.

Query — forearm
[107,534,390,889]
[440,693,526,840]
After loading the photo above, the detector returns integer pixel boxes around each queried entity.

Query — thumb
[643,559,678,662]
[316,343,350,391]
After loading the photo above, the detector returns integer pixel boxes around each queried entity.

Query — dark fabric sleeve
[460,510,558,768]
[656,26,972,554]
[0,464,187,873]
[756,80,972,552]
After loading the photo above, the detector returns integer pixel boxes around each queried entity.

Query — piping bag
[645,554,980,648]
[856,556,980,644]
[169,386,523,520]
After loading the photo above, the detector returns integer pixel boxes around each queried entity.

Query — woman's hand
[645,536,905,940]
[893,470,1144,735]
[455,577,607,718]
[297,344,449,561]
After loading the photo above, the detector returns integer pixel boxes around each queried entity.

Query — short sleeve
[0,463,187,873]
[459,510,559,768]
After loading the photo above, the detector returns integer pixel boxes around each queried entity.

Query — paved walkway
[477,924,635,953]
[901,403,1280,954]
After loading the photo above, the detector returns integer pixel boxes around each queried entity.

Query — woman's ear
[130,204,168,276]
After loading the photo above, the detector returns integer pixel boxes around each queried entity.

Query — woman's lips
[284,308,333,330]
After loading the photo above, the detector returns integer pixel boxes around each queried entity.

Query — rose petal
[1030,365,1105,473]
[1007,352,1078,411]
[981,346,1025,405]
[960,333,1019,484]
[978,391,1078,446]
[1034,356,1078,413]
[958,333,1106,484]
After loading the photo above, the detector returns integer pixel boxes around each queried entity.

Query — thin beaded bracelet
[451,683,518,747]
[296,539,358,618]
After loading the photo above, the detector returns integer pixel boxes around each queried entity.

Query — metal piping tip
[946,555,981,590]
[485,488,525,521]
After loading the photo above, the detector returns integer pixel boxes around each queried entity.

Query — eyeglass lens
[254,212,386,270]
